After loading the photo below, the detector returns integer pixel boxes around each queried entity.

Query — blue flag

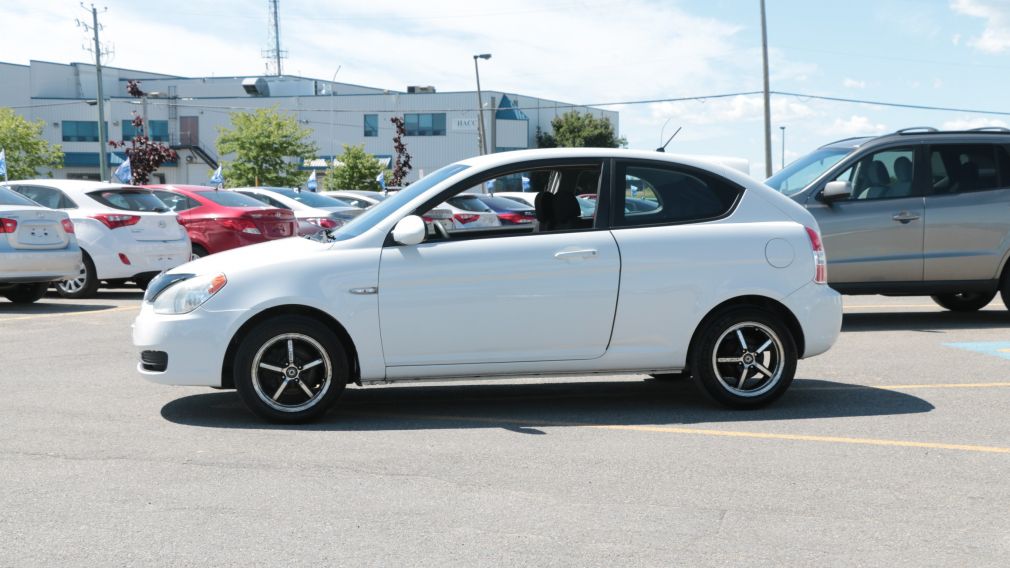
[113,158,132,184]
[521,175,530,191]
[376,170,386,190]
[0,149,7,181]
[307,170,318,192]
[210,165,224,186]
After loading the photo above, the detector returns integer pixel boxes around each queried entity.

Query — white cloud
[953,33,962,44]
[951,0,1010,53]
[933,78,944,88]
[649,95,817,127]
[823,115,888,137]
[843,78,866,89]
[941,117,1010,130]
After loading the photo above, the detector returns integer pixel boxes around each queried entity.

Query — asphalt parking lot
[2,291,1009,566]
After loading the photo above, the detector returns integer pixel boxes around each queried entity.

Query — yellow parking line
[349,412,1010,455]
[0,305,136,322]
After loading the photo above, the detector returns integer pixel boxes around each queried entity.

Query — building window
[363,114,378,137]
[62,121,105,142]
[404,113,446,136]
[123,120,169,142]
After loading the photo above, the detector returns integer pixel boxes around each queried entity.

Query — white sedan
[5,180,190,297]
[0,186,82,303]
[134,148,842,423]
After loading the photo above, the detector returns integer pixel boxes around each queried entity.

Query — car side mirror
[391,215,427,246]
[822,181,853,201]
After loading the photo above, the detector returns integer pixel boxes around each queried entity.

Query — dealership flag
[0,149,7,181]
[113,158,132,184]
[376,170,386,190]
[307,170,318,192]
[210,165,224,187]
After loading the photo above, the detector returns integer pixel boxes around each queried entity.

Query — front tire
[3,283,48,304]
[931,292,995,312]
[233,315,348,423]
[56,253,99,299]
[689,307,797,409]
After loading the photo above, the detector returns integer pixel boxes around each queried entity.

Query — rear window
[0,186,39,207]
[197,191,269,207]
[266,188,355,208]
[87,188,169,212]
[448,195,494,212]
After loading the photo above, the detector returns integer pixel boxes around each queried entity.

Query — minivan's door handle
[554,249,598,260]
[892,211,920,223]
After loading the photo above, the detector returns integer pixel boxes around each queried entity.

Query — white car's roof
[10,179,148,196]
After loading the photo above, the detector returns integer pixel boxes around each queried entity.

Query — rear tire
[931,292,995,312]
[689,307,797,409]
[191,244,209,260]
[56,253,99,299]
[233,315,348,423]
[3,283,48,304]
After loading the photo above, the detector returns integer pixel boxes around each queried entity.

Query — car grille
[140,350,168,372]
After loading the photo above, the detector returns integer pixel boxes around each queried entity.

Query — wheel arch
[220,304,361,389]
[686,295,805,370]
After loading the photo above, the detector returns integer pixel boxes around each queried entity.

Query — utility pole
[264,0,286,76]
[780,125,786,169]
[473,53,491,156]
[760,0,773,178]
[78,4,111,180]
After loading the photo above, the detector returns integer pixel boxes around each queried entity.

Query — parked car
[232,187,363,236]
[496,191,597,218]
[146,185,298,258]
[765,127,1010,311]
[441,194,502,231]
[134,148,841,423]
[4,180,190,297]
[0,185,82,303]
[473,194,537,225]
[321,190,389,209]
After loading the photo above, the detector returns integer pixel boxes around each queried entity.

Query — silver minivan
[766,127,1010,312]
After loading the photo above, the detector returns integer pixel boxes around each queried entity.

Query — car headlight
[152,273,228,315]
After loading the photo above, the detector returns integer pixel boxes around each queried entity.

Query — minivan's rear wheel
[56,253,99,299]
[3,283,48,304]
[689,307,797,409]
[931,292,995,312]
[234,315,347,423]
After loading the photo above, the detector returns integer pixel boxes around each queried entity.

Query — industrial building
[0,59,619,185]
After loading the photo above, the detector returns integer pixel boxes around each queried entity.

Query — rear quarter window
[614,163,742,227]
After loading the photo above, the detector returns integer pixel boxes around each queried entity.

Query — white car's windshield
[766,148,851,196]
[329,163,470,241]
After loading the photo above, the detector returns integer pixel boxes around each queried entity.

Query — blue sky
[3,0,1010,177]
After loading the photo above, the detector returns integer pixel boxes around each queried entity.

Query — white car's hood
[169,237,330,276]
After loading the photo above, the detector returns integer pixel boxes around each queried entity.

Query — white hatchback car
[0,186,82,303]
[232,187,363,235]
[4,180,191,297]
[134,148,842,423]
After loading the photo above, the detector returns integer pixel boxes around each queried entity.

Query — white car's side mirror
[822,180,853,201]
[391,215,427,246]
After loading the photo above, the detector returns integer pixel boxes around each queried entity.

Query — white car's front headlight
[152,273,228,315]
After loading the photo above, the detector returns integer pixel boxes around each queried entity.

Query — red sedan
[146,185,297,258]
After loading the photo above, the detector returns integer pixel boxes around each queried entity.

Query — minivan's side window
[12,185,77,209]
[929,144,1000,194]
[613,163,740,227]
[831,147,916,200]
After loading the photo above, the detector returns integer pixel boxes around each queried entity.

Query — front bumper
[782,280,843,359]
[132,301,245,386]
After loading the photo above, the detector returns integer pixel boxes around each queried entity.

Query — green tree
[216,107,317,187]
[0,107,63,179]
[324,144,389,191]
[536,111,626,148]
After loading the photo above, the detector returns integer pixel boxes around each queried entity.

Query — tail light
[498,212,534,224]
[221,217,262,235]
[61,218,75,234]
[805,226,827,284]
[307,217,340,230]
[0,218,17,233]
[92,214,141,229]
[454,213,480,225]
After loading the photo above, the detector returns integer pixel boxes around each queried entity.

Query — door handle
[554,249,598,260]
[892,211,920,223]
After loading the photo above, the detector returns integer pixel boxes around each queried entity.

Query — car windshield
[87,188,169,212]
[328,163,470,242]
[265,188,355,208]
[196,190,269,207]
[765,148,852,196]
[0,186,39,207]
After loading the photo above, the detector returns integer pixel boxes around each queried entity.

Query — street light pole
[90,5,108,180]
[473,53,491,155]
[760,0,773,178]
[780,126,786,169]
